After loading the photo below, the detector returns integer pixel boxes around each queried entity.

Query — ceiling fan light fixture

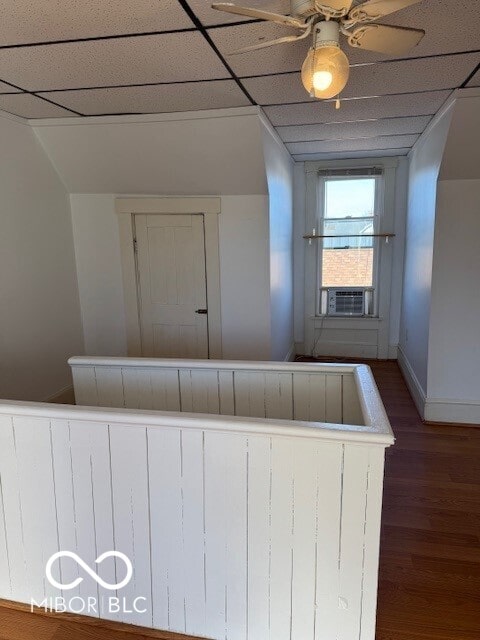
[301,43,350,99]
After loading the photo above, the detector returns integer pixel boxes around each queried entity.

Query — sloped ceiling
[0,0,478,160]
[33,110,270,195]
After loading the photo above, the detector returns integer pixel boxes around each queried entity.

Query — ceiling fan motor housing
[314,20,341,47]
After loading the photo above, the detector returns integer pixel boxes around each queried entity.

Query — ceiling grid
[0,0,477,159]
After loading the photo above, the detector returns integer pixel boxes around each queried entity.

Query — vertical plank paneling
[338,444,370,640]
[342,374,364,425]
[203,432,227,640]
[69,421,116,618]
[122,368,153,410]
[0,416,24,601]
[181,430,206,637]
[290,440,318,640]
[314,442,343,640]
[265,373,293,420]
[110,425,152,627]
[150,369,181,411]
[224,435,248,640]
[148,427,185,633]
[218,371,235,416]
[293,374,326,422]
[269,437,294,640]
[94,368,125,408]
[246,435,271,640]
[359,450,385,640]
[71,366,98,406]
[50,419,80,600]
[13,417,59,604]
[325,376,343,424]
[234,372,266,418]
[180,370,220,414]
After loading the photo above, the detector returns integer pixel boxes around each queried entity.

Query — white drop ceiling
[0,0,478,160]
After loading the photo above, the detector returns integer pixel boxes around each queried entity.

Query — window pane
[324,178,376,219]
[323,218,374,249]
[322,247,374,287]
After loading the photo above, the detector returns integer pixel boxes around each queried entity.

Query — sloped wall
[261,121,294,361]
[399,103,454,397]
[399,90,480,423]
[0,113,84,400]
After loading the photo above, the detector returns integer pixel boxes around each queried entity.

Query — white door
[134,214,209,358]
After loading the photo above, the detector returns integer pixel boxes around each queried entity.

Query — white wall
[399,105,453,394]
[70,194,272,360]
[0,113,84,401]
[37,109,277,361]
[262,123,294,361]
[428,179,480,410]
[70,194,127,356]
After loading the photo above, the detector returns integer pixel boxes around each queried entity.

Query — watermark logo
[46,551,133,591]
[31,551,147,616]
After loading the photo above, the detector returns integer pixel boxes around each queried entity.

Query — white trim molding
[397,347,480,425]
[116,197,222,359]
[397,346,427,419]
[424,399,480,425]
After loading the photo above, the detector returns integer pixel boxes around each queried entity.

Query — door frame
[116,197,222,358]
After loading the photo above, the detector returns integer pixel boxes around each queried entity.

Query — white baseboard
[424,399,480,425]
[397,347,480,425]
[46,385,75,405]
[397,347,426,419]
[284,343,296,362]
[388,344,398,359]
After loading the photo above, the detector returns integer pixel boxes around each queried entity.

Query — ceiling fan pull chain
[335,96,341,109]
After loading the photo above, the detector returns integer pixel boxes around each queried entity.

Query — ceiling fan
[211,0,425,100]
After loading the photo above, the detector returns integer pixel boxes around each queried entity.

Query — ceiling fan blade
[211,3,307,28]
[349,0,423,23]
[230,27,312,54]
[348,24,424,54]
[315,0,353,15]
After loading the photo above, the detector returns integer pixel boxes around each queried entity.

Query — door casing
[116,197,222,358]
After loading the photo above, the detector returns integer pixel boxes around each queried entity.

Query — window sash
[316,173,382,312]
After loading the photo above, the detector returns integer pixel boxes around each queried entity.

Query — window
[317,169,382,315]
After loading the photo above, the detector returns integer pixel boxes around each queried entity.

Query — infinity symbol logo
[46,551,133,591]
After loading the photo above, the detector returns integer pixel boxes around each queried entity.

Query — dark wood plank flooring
[0,360,479,639]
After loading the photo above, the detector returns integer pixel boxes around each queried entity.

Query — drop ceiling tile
[0,33,229,92]
[287,134,419,155]
[190,0,291,26]
[39,81,250,115]
[244,53,479,104]
[0,81,20,93]
[466,68,480,87]
[208,22,307,76]
[0,93,78,118]
[0,1,193,46]
[263,90,451,125]
[278,115,431,143]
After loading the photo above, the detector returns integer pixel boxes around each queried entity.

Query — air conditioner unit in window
[327,288,365,316]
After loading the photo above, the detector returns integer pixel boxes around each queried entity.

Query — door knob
[195,309,208,315]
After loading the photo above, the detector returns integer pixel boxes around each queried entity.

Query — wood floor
[0,360,479,639]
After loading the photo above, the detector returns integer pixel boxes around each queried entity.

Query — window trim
[317,173,382,315]
[303,157,398,358]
